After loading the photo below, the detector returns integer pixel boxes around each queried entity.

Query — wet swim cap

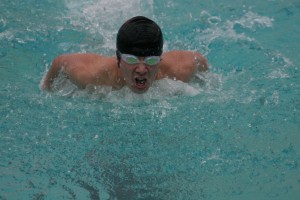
[116,16,163,57]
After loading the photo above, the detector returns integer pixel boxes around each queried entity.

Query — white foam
[267,52,293,79]
[42,71,208,103]
[197,10,274,53]
[197,12,254,54]
[0,30,14,41]
[102,78,202,104]
[0,18,7,33]
[267,69,290,79]
[235,11,274,29]
[151,78,200,97]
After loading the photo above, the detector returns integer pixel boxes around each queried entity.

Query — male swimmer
[42,16,208,94]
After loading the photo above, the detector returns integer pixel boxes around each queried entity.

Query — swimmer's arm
[158,51,208,82]
[41,55,91,90]
[42,54,118,91]
[41,55,67,91]
[193,51,208,72]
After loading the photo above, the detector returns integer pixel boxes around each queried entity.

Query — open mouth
[135,77,147,89]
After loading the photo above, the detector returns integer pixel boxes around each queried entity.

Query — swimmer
[42,16,208,94]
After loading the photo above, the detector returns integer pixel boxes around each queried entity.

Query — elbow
[193,52,209,72]
[41,55,66,91]
[41,71,54,91]
[40,70,53,91]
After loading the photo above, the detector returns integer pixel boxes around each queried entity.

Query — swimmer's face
[119,54,160,94]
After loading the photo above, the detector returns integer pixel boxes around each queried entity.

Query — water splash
[235,11,274,29]
[197,10,274,52]
[64,0,155,52]
[42,73,205,101]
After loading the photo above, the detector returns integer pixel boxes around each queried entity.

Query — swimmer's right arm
[41,54,115,91]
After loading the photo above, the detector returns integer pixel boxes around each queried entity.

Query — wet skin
[41,50,208,93]
[118,57,159,94]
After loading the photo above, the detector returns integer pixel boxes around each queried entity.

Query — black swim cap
[116,16,163,57]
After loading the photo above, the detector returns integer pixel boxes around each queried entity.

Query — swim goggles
[120,53,161,66]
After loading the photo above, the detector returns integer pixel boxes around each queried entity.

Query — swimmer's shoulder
[157,50,208,81]
[53,53,118,72]
[54,53,114,64]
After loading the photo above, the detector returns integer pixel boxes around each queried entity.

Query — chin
[130,86,150,94]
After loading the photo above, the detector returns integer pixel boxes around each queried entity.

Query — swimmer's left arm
[193,51,208,72]
[158,50,208,82]
[41,55,66,91]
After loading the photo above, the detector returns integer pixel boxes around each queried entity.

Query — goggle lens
[145,57,160,66]
[125,55,139,65]
[121,54,160,66]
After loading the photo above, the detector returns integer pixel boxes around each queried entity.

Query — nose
[135,62,147,74]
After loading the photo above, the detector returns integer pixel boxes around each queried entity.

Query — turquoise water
[1,0,299,199]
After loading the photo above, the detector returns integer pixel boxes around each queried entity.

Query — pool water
[1,0,299,199]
